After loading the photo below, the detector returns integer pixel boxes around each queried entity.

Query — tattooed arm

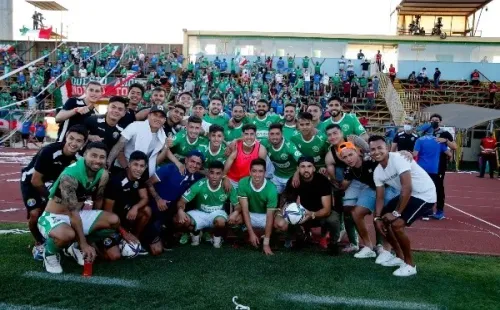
[107,137,128,168]
[92,170,109,210]
[58,175,87,247]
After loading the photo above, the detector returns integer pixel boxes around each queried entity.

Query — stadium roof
[397,0,493,16]
[26,1,67,11]
[422,104,500,129]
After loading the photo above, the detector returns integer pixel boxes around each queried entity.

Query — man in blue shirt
[34,121,46,145]
[220,59,228,72]
[21,120,32,148]
[277,57,285,73]
[145,150,204,254]
[413,125,448,219]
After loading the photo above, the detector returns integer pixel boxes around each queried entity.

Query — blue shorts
[343,180,399,213]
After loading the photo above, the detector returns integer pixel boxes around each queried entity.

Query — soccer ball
[283,202,306,225]
[119,239,142,259]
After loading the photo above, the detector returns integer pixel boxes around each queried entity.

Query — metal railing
[378,72,407,126]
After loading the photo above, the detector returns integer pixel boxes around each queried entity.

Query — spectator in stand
[303,70,311,96]
[20,119,33,148]
[346,60,355,80]
[360,59,370,77]
[433,68,441,89]
[338,55,346,72]
[417,67,428,87]
[489,81,498,103]
[343,80,351,104]
[478,132,498,179]
[471,69,480,87]
[351,80,359,104]
[34,120,46,146]
[365,85,375,110]
[372,76,380,95]
[79,64,87,78]
[357,49,365,60]
[408,71,416,83]
[388,64,396,83]
[183,76,195,93]
[375,50,382,71]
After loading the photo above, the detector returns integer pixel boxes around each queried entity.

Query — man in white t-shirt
[275,72,283,84]
[369,135,436,277]
[79,66,88,78]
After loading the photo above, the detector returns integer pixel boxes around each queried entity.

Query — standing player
[37,142,119,274]
[103,151,151,257]
[203,96,228,128]
[161,116,209,163]
[176,161,238,248]
[224,124,267,189]
[228,159,279,255]
[291,112,329,172]
[321,97,368,140]
[282,104,299,140]
[249,99,283,142]
[119,83,146,128]
[264,123,302,194]
[369,135,436,277]
[21,125,88,260]
[306,103,323,129]
[55,81,102,141]
[84,96,127,151]
[225,104,246,143]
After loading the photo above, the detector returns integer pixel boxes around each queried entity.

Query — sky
[11,0,500,44]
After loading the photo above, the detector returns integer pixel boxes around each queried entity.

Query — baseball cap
[298,156,315,166]
[337,141,358,154]
[149,105,167,117]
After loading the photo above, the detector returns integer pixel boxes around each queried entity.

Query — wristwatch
[392,211,402,218]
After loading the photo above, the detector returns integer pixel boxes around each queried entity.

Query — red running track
[0,148,498,255]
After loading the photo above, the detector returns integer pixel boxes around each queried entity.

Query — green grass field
[0,223,499,310]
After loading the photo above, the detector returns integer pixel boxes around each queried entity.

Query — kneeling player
[20,125,87,260]
[103,151,151,259]
[175,161,238,248]
[37,142,120,274]
[228,158,280,255]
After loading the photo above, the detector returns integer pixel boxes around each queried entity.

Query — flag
[38,27,52,40]
[0,44,15,53]
[53,79,72,108]
[19,27,53,40]
[239,56,248,68]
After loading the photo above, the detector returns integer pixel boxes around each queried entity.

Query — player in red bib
[224,124,267,190]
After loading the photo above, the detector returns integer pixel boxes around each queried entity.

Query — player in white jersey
[369,135,436,277]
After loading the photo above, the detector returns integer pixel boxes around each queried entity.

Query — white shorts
[37,210,103,239]
[250,212,267,229]
[187,209,228,231]
[265,156,275,179]
[271,175,289,194]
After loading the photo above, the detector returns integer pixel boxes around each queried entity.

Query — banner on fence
[70,76,147,97]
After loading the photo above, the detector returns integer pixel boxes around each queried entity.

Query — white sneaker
[374,244,384,255]
[393,264,417,277]
[354,246,377,259]
[342,243,359,253]
[68,243,84,266]
[212,236,222,249]
[43,254,63,274]
[191,233,200,246]
[337,229,346,243]
[375,250,395,265]
[381,256,405,267]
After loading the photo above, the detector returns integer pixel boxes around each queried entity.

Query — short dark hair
[250,158,266,171]
[325,124,342,133]
[129,150,148,164]
[173,104,187,114]
[65,124,89,141]
[307,102,321,110]
[152,86,166,94]
[256,99,269,107]
[208,160,224,170]
[242,124,257,133]
[368,135,386,144]
[85,141,108,154]
[297,112,313,121]
[108,96,128,107]
[232,104,245,111]
[327,96,342,104]
[284,103,296,110]
[187,115,202,124]
[210,95,223,102]
[128,83,145,95]
[269,123,283,132]
[192,99,204,108]
[430,113,442,121]
[209,124,224,134]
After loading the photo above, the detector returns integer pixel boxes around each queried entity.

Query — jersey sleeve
[182,179,202,202]
[61,98,78,111]
[33,147,55,175]
[266,184,278,210]
[120,121,138,141]
[351,115,367,136]
[229,187,239,206]
[237,180,248,198]
[413,139,421,152]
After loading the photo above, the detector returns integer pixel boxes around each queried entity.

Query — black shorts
[35,136,45,142]
[382,196,434,226]
[21,133,30,140]
[20,182,47,218]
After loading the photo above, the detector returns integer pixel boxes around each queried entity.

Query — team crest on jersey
[203,194,208,200]
[133,181,139,188]
[294,151,301,157]
[312,146,320,152]
[280,153,288,160]
[266,121,272,127]
[113,132,119,139]
[358,125,364,131]
[342,124,350,132]
[103,238,112,247]
[219,194,227,201]
[27,198,36,207]
[411,137,415,141]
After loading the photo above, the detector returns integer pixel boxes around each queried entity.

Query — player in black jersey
[103,151,151,258]
[20,125,88,260]
[119,83,145,128]
[84,96,127,152]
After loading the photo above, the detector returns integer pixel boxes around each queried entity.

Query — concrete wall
[0,0,13,40]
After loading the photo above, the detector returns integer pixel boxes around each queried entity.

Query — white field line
[0,302,62,310]
[23,271,140,288]
[446,203,500,230]
[0,208,23,213]
[6,179,20,182]
[279,293,440,310]
[0,229,29,235]
[0,172,20,177]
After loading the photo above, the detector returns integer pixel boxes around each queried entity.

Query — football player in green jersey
[265,123,302,194]
[228,158,279,255]
[202,125,227,169]
[203,96,228,128]
[176,161,238,248]
[282,104,299,140]
[250,99,283,142]
[225,104,245,143]
[306,102,323,129]
[291,112,329,173]
[321,97,368,140]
